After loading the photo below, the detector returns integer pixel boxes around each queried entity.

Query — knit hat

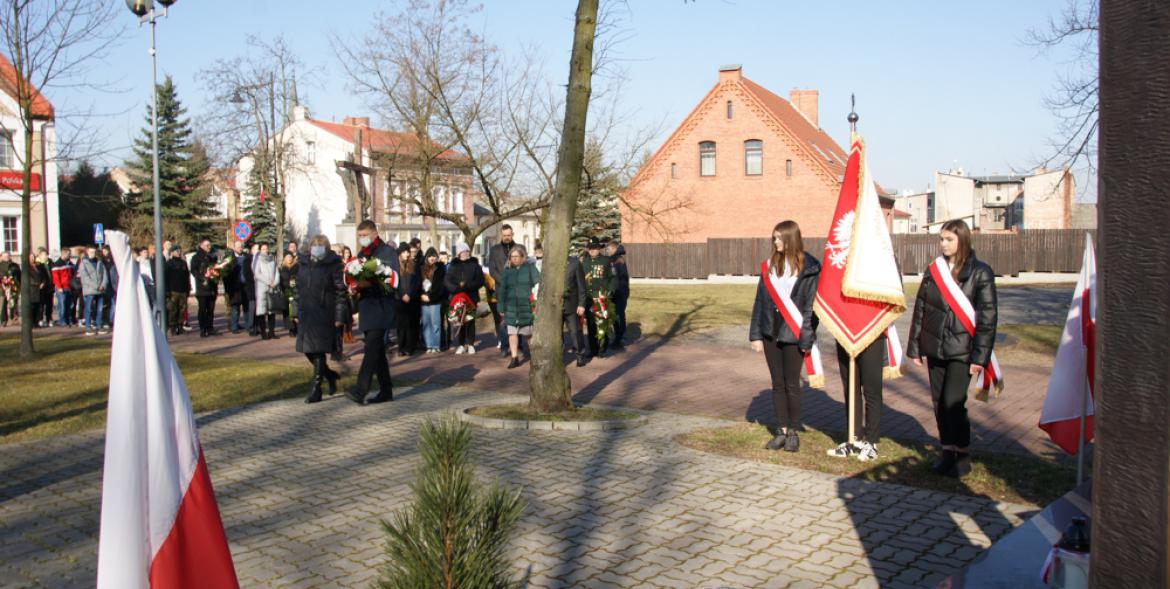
[455,242,470,255]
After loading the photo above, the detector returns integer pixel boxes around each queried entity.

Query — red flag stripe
[149,451,240,589]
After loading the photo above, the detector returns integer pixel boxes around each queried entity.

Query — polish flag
[96,231,239,589]
[813,135,906,358]
[1038,237,1097,455]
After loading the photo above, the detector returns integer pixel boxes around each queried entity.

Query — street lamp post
[126,0,177,333]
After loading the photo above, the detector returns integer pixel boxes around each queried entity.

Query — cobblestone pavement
[1,385,1030,588]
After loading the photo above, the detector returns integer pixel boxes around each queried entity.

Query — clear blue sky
[65,0,1089,197]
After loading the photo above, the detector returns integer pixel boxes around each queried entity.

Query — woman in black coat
[749,220,820,453]
[443,243,485,353]
[394,245,422,356]
[295,235,350,404]
[906,219,998,478]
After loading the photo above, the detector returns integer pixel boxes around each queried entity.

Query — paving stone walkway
[1,385,1030,588]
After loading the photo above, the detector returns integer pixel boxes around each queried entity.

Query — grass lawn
[677,422,1077,507]
[0,335,348,445]
[468,404,639,422]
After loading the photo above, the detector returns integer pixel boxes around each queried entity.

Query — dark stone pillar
[1093,1,1170,585]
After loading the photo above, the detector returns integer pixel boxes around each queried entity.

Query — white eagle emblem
[825,211,854,269]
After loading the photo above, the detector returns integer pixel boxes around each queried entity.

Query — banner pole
[848,357,857,447]
[1076,374,1089,486]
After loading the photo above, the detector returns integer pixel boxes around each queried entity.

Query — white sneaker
[826,442,856,458]
[455,345,466,355]
[85,329,95,336]
[856,442,878,462]
[466,345,476,355]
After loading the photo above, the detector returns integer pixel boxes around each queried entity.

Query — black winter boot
[305,356,324,404]
[266,314,276,339]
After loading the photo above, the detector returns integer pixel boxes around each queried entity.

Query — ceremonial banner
[1039,238,1096,454]
[814,136,906,358]
[97,231,239,589]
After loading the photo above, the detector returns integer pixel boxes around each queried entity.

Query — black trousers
[836,336,886,444]
[563,310,585,354]
[196,294,216,333]
[928,358,973,448]
[763,340,803,430]
[613,294,628,346]
[396,308,420,354]
[440,303,450,349]
[454,317,476,346]
[357,328,392,395]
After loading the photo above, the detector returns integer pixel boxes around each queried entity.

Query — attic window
[785,159,793,177]
[671,162,677,178]
[726,101,733,119]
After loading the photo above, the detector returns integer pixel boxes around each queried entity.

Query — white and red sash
[761,260,824,388]
[928,256,1004,399]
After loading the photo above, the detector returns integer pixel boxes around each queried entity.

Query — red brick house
[621,65,890,242]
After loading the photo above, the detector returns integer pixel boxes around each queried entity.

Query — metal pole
[148,13,166,333]
[848,357,856,448]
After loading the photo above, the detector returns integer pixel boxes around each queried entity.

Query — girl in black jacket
[906,219,998,477]
[395,246,422,356]
[443,243,485,353]
[750,220,821,453]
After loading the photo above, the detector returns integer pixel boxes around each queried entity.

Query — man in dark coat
[189,238,219,337]
[563,254,588,367]
[349,220,400,405]
[487,224,517,356]
[165,245,191,335]
[607,241,630,350]
[581,239,614,358]
[223,240,254,334]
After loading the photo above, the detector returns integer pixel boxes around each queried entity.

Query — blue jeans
[421,305,441,350]
[55,290,72,325]
[83,294,104,329]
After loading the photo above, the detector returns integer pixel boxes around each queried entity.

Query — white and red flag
[1039,237,1097,455]
[96,231,239,589]
[813,135,906,360]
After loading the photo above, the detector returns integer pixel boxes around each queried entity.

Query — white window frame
[0,131,14,169]
[699,141,716,177]
[744,140,763,176]
[1,215,19,253]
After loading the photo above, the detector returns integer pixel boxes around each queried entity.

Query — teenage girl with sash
[906,219,1000,477]
[750,220,822,453]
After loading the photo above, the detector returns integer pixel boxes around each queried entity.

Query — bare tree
[527,0,599,412]
[0,0,122,357]
[199,36,308,249]
[1029,0,1098,180]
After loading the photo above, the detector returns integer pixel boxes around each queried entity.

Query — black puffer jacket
[906,255,998,365]
[749,252,821,350]
[444,256,485,303]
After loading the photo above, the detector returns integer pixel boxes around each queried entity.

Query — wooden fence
[625,229,1096,278]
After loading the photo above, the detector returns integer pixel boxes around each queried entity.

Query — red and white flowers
[345,257,398,294]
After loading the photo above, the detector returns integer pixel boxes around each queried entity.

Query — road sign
[233,220,253,242]
[93,223,104,245]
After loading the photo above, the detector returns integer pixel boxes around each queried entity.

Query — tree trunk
[527,0,598,413]
[18,120,35,357]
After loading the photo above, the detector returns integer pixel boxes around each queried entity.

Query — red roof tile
[307,118,464,161]
[739,77,847,180]
[0,53,53,119]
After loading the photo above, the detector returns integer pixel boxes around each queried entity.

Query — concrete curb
[459,405,648,432]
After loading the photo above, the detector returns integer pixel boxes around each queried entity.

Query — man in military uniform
[563,252,588,367]
[581,239,614,358]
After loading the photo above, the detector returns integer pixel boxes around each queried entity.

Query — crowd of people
[749,217,998,479]
[0,244,128,335]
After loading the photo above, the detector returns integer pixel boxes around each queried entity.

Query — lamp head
[158,0,177,6]
[125,0,152,17]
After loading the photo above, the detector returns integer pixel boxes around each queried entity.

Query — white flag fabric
[1038,237,1097,455]
[841,148,906,310]
[96,231,239,589]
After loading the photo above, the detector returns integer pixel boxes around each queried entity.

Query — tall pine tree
[571,140,622,247]
[241,160,278,245]
[126,76,215,242]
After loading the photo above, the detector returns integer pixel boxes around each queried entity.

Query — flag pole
[848,357,857,448]
[1076,374,1089,485]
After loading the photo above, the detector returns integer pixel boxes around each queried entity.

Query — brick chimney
[342,116,371,128]
[718,64,742,82]
[789,89,819,127]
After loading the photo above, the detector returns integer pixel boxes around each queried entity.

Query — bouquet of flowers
[287,277,298,319]
[447,292,475,341]
[591,293,614,349]
[1,275,18,317]
[205,251,235,281]
[345,257,398,295]
[529,283,540,315]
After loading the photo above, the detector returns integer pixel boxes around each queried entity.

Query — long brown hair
[940,219,972,280]
[770,220,805,276]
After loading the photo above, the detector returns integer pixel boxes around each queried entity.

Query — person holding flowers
[347,220,399,405]
[279,253,298,337]
[582,239,615,359]
[189,239,220,337]
[295,235,348,404]
[443,242,484,354]
[499,244,539,369]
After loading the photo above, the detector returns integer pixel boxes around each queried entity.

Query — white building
[0,55,59,253]
[235,106,475,251]
[930,168,1078,232]
[893,191,934,234]
[475,205,542,258]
